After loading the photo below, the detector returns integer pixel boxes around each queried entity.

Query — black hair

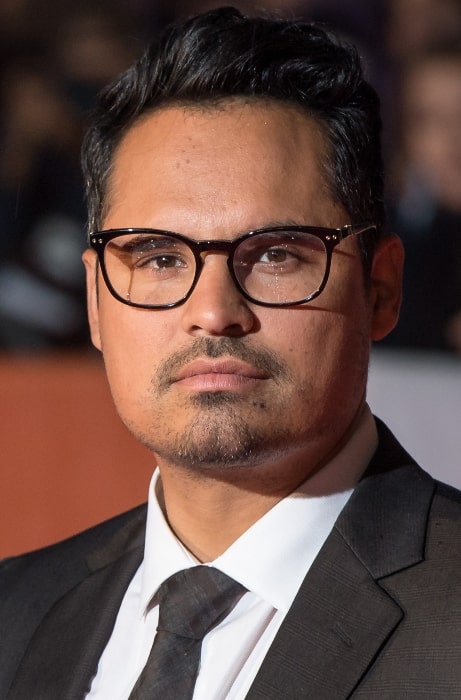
[82,6,385,273]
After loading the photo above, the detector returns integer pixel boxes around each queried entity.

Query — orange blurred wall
[0,352,154,557]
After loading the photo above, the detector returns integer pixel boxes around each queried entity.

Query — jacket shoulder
[0,505,147,696]
[0,504,147,628]
[1,503,147,576]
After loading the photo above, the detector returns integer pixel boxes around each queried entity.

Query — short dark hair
[82,6,385,272]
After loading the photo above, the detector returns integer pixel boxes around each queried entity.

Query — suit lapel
[246,527,403,699]
[7,520,145,700]
[247,430,435,699]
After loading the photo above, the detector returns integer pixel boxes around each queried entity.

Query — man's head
[82,6,385,276]
[82,8,403,487]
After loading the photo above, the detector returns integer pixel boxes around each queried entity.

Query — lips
[172,357,270,389]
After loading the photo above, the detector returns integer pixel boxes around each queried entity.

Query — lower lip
[175,373,262,391]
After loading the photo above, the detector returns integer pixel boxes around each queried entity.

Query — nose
[180,254,256,337]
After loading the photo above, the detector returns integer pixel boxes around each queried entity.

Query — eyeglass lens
[103,231,328,306]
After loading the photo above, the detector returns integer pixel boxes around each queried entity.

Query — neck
[154,404,373,562]
[156,462,300,562]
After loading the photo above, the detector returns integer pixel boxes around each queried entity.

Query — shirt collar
[140,405,377,616]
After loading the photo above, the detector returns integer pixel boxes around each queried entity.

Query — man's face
[83,101,401,483]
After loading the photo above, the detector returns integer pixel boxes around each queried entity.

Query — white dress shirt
[87,406,377,699]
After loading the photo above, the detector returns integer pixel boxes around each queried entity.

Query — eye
[234,231,327,283]
[135,252,187,270]
[257,246,293,264]
[244,239,309,269]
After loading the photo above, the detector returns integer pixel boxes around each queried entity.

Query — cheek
[265,277,371,362]
[98,288,175,352]
[97,300,176,400]
[264,301,371,402]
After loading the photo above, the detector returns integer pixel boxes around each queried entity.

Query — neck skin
[154,402,370,562]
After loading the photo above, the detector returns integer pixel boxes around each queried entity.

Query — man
[2,7,461,699]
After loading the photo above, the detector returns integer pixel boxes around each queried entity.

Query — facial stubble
[134,337,295,472]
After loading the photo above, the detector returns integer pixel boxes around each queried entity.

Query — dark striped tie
[128,566,246,699]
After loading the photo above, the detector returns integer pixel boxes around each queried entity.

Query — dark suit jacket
[2,420,461,699]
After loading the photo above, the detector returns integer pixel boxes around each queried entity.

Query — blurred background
[1,0,460,556]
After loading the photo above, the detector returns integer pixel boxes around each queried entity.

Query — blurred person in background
[0,1,138,350]
[0,58,87,349]
[385,43,461,353]
[54,4,139,115]
[387,0,461,61]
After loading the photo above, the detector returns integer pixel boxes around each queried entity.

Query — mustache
[155,337,289,393]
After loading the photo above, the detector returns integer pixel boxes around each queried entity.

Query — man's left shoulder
[432,478,461,508]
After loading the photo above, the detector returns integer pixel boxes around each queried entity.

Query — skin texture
[83,101,403,560]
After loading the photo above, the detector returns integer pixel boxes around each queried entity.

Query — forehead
[104,100,342,232]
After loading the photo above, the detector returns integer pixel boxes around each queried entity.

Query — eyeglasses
[89,223,375,309]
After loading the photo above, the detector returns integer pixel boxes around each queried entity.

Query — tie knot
[157,566,246,640]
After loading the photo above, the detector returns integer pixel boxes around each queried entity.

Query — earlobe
[82,248,103,351]
[370,234,405,341]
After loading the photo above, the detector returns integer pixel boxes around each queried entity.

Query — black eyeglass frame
[89,223,376,309]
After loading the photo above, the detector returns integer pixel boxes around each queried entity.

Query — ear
[370,234,404,341]
[82,248,102,351]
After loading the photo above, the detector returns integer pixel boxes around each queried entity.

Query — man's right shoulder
[0,503,147,606]
[0,504,147,696]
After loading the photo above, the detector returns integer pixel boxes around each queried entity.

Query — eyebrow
[243,218,309,232]
[111,235,184,254]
